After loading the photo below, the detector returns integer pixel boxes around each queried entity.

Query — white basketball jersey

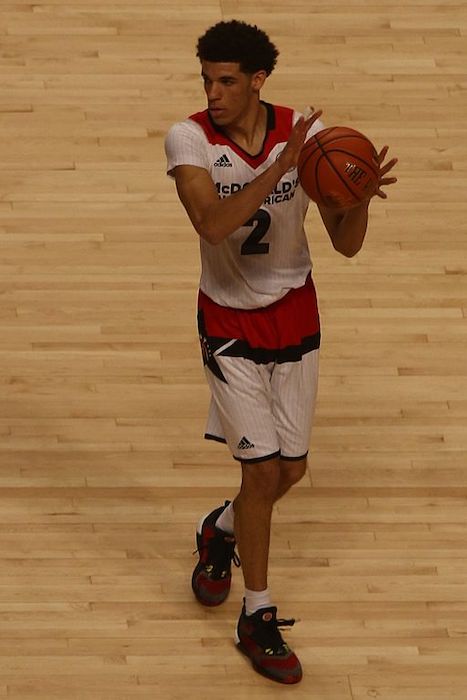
[165,102,325,309]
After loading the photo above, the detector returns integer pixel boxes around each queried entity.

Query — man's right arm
[173,159,286,245]
[172,111,322,246]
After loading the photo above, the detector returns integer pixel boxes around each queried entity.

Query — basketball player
[165,20,397,684]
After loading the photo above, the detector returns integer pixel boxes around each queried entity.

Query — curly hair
[196,20,279,76]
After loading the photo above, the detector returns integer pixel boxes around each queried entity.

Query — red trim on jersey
[189,103,294,169]
[198,274,320,351]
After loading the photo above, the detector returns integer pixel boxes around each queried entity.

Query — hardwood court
[0,1,467,698]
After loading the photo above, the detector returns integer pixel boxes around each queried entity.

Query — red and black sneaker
[192,501,240,606]
[235,603,303,684]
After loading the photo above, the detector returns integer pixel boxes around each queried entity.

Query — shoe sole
[191,552,229,607]
[235,632,302,684]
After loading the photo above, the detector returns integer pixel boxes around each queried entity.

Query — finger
[375,177,398,198]
[292,116,308,138]
[379,177,398,186]
[303,106,323,123]
[305,109,323,125]
[375,189,388,199]
[295,111,323,146]
[379,158,398,176]
[377,145,389,164]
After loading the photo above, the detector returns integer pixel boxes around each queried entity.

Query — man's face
[200,60,264,126]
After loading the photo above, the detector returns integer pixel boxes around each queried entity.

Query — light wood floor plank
[0,0,466,697]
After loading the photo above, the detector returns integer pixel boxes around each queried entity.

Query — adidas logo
[237,436,255,450]
[214,154,232,167]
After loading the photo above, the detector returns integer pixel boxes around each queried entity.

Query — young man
[165,20,397,684]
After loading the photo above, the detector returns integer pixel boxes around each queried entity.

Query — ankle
[244,588,272,616]
[214,500,235,534]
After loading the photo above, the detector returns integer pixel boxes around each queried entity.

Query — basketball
[298,126,380,208]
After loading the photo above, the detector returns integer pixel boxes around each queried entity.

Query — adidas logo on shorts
[237,436,255,450]
[213,154,232,167]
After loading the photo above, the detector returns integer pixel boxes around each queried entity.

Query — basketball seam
[315,153,327,206]
[305,128,373,152]
[314,134,361,204]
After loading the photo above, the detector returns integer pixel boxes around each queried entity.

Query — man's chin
[209,109,228,123]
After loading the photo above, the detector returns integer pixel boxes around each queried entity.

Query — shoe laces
[254,614,296,656]
[194,531,241,579]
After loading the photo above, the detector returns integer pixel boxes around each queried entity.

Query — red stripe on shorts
[198,274,320,350]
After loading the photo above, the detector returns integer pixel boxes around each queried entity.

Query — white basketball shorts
[197,274,320,463]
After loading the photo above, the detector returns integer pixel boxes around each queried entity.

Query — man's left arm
[318,145,398,258]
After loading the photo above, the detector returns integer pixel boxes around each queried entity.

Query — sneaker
[192,501,240,606]
[235,604,302,684]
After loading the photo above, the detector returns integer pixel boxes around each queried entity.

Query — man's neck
[223,101,268,156]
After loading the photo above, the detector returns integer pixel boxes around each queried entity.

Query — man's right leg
[191,501,239,607]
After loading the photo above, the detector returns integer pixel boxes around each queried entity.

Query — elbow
[340,244,362,258]
[332,240,363,258]
[327,209,368,258]
[330,226,367,258]
[197,225,224,246]
[194,218,228,246]
[190,201,236,245]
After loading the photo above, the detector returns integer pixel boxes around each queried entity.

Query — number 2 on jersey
[240,209,271,255]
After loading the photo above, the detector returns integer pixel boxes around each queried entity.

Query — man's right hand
[277,108,323,174]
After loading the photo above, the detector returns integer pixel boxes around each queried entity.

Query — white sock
[245,588,272,616]
[215,501,235,535]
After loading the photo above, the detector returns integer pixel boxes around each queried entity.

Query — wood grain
[0,0,466,698]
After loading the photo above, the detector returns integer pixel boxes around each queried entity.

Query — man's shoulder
[167,115,206,138]
[189,110,228,146]
[271,103,296,120]
[166,110,222,147]
[188,109,210,127]
[267,103,297,142]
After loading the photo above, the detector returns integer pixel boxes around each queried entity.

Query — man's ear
[251,70,267,92]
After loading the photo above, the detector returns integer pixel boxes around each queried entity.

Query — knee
[280,458,307,488]
[240,459,281,502]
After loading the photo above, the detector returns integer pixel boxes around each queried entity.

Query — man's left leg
[232,456,308,591]
[233,455,304,684]
[275,457,308,501]
[191,456,307,607]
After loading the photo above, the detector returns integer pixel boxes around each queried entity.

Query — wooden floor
[1,1,467,698]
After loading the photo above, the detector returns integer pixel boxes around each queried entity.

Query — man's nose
[207,82,221,101]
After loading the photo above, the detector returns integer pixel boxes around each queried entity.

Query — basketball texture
[298,127,380,208]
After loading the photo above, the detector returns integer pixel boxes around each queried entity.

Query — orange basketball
[298,126,380,208]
